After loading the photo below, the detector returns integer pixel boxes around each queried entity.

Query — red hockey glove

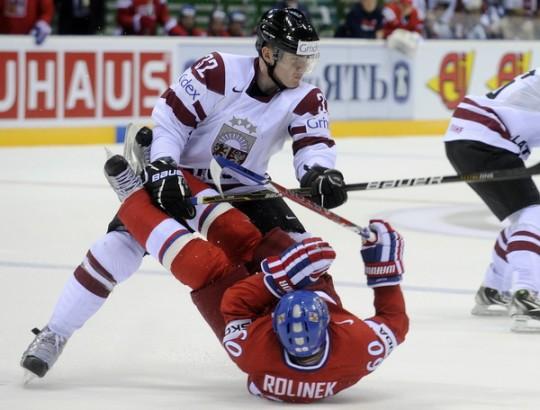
[262,237,336,297]
[361,219,404,287]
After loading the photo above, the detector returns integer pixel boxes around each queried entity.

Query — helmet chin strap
[263,53,288,91]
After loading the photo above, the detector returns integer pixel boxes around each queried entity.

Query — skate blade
[471,304,509,317]
[511,315,540,333]
[22,370,38,385]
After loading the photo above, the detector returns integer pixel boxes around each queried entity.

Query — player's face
[273,51,315,88]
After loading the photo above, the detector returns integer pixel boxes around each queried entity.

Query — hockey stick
[191,159,540,205]
[210,156,374,240]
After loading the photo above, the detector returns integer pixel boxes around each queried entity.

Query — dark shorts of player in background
[445,140,540,221]
[233,197,305,234]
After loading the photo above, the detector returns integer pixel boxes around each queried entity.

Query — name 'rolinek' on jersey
[262,375,337,399]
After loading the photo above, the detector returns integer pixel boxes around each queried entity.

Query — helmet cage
[272,290,330,358]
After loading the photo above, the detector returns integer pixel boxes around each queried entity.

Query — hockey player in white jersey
[20,8,349,378]
[444,68,540,332]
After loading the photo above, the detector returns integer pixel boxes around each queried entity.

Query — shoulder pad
[190,52,226,95]
[293,87,328,116]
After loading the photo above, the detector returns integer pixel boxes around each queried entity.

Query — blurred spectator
[116,0,185,36]
[207,8,228,36]
[382,0,424,38]
[467,0,505,38]
[227,10,246,37]
[177,4,205,36]
[56,0,105,34]
[274,0,310,17]
[335,0,384,38]
[0,0,54,44]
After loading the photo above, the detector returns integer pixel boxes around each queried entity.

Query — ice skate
[20,327,68,379]
[471,286,510,316]
[104,154,143,201]
[510,289,540,333]
[123,123,152,176]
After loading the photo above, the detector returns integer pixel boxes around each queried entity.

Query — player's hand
[300,165,348,209]
[144,158,196,220]
[31,20,51,45]
[361,220,404,287]
[261,237,336,297]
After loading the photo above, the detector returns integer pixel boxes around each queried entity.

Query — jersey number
[193,55,219,79]
[366,340,385,372]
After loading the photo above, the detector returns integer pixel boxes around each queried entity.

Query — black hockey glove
[300,165,348,209]
[144,158,196,220]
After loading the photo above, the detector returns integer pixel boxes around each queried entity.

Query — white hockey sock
[483,228,511,292]
[48,275,106,339]
[506,206,540,292]
[47,231,145,339]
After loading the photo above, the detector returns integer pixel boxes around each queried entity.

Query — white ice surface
[1,137,539,409]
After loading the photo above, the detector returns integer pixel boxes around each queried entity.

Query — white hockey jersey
[151,52,336,192]
[443,68,540,160]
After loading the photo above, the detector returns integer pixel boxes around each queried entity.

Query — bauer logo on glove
[151,169,181,183]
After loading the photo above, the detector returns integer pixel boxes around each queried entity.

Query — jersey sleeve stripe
[453,107,510,140]
[292,137,335,155]
[86,250,117,284]
[161,88,197,128]
[289,125,307,136]
[74,265,112,298]
[193,100,207,121]
[511,230,540,242]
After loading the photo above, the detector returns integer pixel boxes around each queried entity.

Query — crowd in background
[0,0,539,45]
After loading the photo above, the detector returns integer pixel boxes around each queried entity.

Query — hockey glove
[361,220,404,288]
[300,166,348,209]
[144,158,196,220]
[262,237,336,297]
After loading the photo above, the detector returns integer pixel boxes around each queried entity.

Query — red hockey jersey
[0,0,54,34]
[382,1,423,38]
[221,274,408,403]
[116,0,182,35]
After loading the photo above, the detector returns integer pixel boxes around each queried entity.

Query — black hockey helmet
[256,8,319,58]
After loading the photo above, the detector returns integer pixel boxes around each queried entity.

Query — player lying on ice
[97,153,409,403]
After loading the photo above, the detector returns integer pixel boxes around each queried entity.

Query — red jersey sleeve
[38,0,54,24]
[221,273,275,324]
[365,285,409,344]
[405,9,423,34]
[117,3,135,31]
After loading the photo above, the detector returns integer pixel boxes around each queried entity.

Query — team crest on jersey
[212,116,257,164]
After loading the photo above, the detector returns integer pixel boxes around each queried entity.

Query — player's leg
[20,225,145,379]
[471,228,512,316]
[506,204,540,332]
[180,171,262,265]
[445,140,540,318]
[233,196,306,235]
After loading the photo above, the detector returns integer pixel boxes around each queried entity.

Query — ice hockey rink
[1,136,538,410]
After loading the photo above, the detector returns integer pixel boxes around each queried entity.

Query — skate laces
[106,160,142,201]
[24,327,67,364]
